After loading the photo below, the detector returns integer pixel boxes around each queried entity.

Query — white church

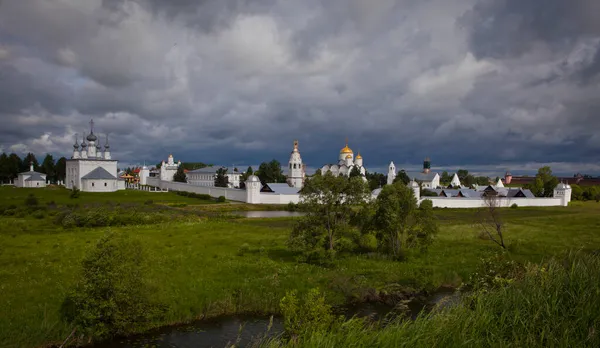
[320,140,367,181]
[65,120,125,192]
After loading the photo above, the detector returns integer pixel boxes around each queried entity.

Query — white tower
[409,179,420,201]
[80,134,88,159]
[495,177,504,188]
[72,134,80,159]
[103,134,111,160]
[86,120,98,158]
[245,175,262,204]
[288,140,304,188]
[553,182,572,206]
[387,161,396,185]
[140,164,149,185]
[355,152,363,167]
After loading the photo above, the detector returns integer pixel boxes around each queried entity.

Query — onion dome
[356,152,362,159]
[104,134,110,149]
[87,131,97,142]
[345,154,352,159]
[340,141,353,154]
[73,137,79,149]
[81,136,87,148]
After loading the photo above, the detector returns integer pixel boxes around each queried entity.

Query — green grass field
[0,188,599,347]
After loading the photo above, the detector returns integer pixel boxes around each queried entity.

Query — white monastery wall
[423,197,565,208]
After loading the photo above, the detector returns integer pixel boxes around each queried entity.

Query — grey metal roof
[405,171,438,182]
[81,167,117,180]
[188,167,219,174]
[24,172,46,181]
[263,183,300,195]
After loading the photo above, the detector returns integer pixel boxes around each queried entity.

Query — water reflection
[231,211,306,218]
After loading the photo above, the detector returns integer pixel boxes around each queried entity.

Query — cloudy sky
[1,0,599,176]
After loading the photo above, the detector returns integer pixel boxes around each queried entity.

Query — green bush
[510,203,518,209]
[144,199,154,205]
[70,187,80,199]
[280,288,338,337]
[24,194,38,207]
[32,211,45,219]
[460,253,525,292]
[358,234,378,252]
[217,196,226,203]
[60,232,167,340]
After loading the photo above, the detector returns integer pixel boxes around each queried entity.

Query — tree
[457,169,469,182]
[256,159,286,184]
[475,176,490,186]
[214,167,229,187]
[56,157,67,183]
[393,170,410,185]
[526,166,559,197]
[289,173,370,256]
[60,232,166,339]
[40,154,56,183]
[173,166,187,183]
[348,166,362,179]
[314,168,322,176]
[7,153,22,180]
[373,182,438,259]
[441,171,451,185]
[0,153,9,183]
[477,195,506,249]
[365,171,386,191]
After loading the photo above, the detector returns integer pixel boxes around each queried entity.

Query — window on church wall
[92,182,95,187]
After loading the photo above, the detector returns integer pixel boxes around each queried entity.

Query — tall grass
[262,252,600,347]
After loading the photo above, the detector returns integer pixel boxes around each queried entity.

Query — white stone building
[159,154,181,181]
[15,163,47,188]
[287,140,305,188]
[66,121,124,192]
[187,166,242,188]
[387,158,441,189]
[321,141,367,181]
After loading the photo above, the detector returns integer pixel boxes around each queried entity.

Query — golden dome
[340,138,353,154]
[345,154,352,159]
[356,152,362,159]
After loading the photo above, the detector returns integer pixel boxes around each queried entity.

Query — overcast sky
[1,0,599,176]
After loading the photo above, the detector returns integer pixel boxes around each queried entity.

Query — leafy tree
[475,176,490,186]
[440,171,451,185]
[463,175,476,188]
[56,157,67,183]
[526,166,559,197]
[289,173,369,257]
[348,166,362,179]
[393,170,410,185]
[40,154,56,182]
[173,165,187,183]
[256,159,286,184]
[22,153,39,171]
[214,167,229,187]
[365,171,386,191]
[60,232,166,340]
[373,182,438,259]
[457,169,469,181]
[314,168,322,176]
[7,153,22,179]
[0,153,9,183]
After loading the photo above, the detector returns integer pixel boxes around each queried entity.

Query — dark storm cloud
[0,0,599,175]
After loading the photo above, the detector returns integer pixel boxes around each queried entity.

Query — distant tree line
[0,152,66,184]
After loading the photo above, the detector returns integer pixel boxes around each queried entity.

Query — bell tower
[288,140,304,188]
[387,161,396,185]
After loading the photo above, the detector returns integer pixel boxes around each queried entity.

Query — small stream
[94,288,458,348]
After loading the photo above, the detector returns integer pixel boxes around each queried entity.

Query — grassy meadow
[0,187,599,347]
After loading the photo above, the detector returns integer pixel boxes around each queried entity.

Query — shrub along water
[60,231,168,343]
[261,252,600,348]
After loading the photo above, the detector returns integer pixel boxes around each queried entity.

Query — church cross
[345,137,348,146]
[90,119,94,133]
